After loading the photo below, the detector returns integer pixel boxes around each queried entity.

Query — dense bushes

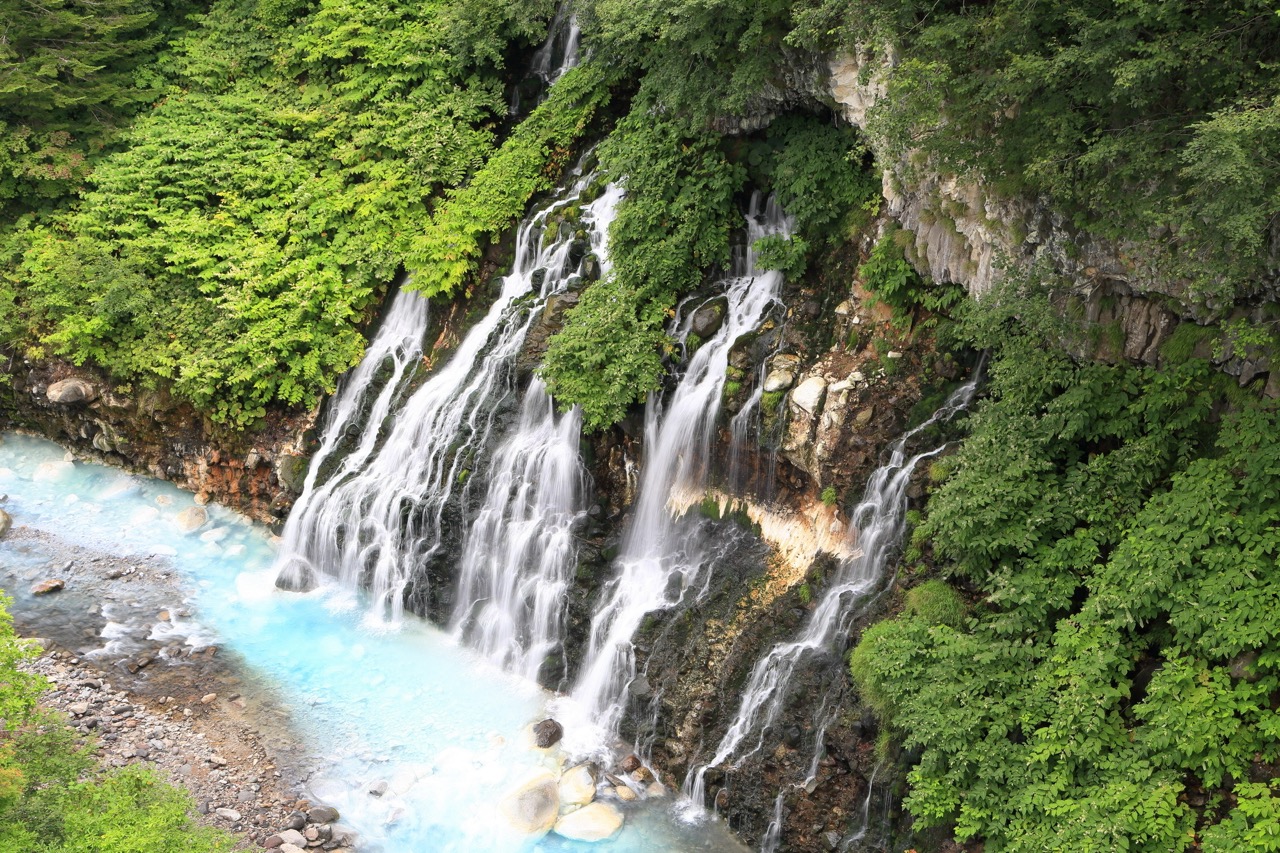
[849,290,1280,850]
[2,0,556,424]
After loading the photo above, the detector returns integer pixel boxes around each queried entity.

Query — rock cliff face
[0,358,313,525]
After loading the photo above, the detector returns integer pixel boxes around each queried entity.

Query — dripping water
[685,368,982,811]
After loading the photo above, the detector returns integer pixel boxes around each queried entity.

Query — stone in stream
[367,779,388,797]
[0,508,11,539]
[500,771,559,838]
[615,785,637,802]
[618,754,642,774]
[532,718,563,748]
[175,506,207,533]
[559,764,596,807]
[307,805,340,824]
[31,578,65,595]
[553,802,624,842]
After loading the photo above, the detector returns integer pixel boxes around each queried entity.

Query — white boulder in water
[500,771,559,839]
[553,801,624,842]
[175,506,207,533]
[559,764,596,807]
[33,460,75,483]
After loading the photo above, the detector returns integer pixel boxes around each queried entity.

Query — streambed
[0,432,747,853]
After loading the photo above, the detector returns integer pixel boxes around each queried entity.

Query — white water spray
[274,178,622,625]
[572,195,791,739]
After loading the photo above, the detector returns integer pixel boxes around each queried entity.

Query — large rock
[307,805,340,824]
[553,802,624,842]
[559,764,597,807]
[0,508,10,539]
[500,771,559,838]
[175,506,207,533]
[46,378,97,404]
[789,376,827,416]
[690,297,727,339]
[31,579,65,595]
[532,718,563,749]
[274,453,310,493]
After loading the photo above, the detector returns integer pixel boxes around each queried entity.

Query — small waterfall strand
[686,370,982,806]
[273,177,622,625]
[571,194,792,740]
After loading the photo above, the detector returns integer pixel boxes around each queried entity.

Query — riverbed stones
[501,771,559,838]
[553,802,624,842]
[46,378,97,405]
[559,764,597,807]
[175,506,207,533]
[32,578,65,595]
[532,718,563,748]
[0,508,10,539]
[306,805,339,824]
[618,754,642,774]
[214,807,242,822]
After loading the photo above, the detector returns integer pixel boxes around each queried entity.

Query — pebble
[214,807,242,822]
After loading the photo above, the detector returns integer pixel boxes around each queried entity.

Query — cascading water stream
[571,195,791,740]
[447,376,594,682]
[276,287,429,590]
[273,177,622,625]
[685,369,982,813]
[510,5,581,116]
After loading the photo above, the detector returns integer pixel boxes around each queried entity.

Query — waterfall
[571,195,791,739]
[275,287,429,591]
[510,6,581,116]
[447,379,587,682]
[273,177,622,625]
[685,370,982,810]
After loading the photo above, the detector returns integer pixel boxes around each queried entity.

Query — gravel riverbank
[2,525,357,851]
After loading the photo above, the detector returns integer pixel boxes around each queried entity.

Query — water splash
[572,195,792,739]
[686,369,982,808]
[273,178,622,625]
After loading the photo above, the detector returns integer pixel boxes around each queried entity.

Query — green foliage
[577,0,796,123]
[903,579,964,628]
[0,594,232,850]
[820,485,838,506]
[859,229,922,318]
[541,277,668,429]
[0,0,193,220]
[1159,322,1215,365]
[798,0,1280,306]
[797,583,812,604]
[407,63,614,296]
[758,114,879,241]
[753,234,808,280]
[851,294,1280,849]
[4,0,558,424]
[542,105,745,428]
